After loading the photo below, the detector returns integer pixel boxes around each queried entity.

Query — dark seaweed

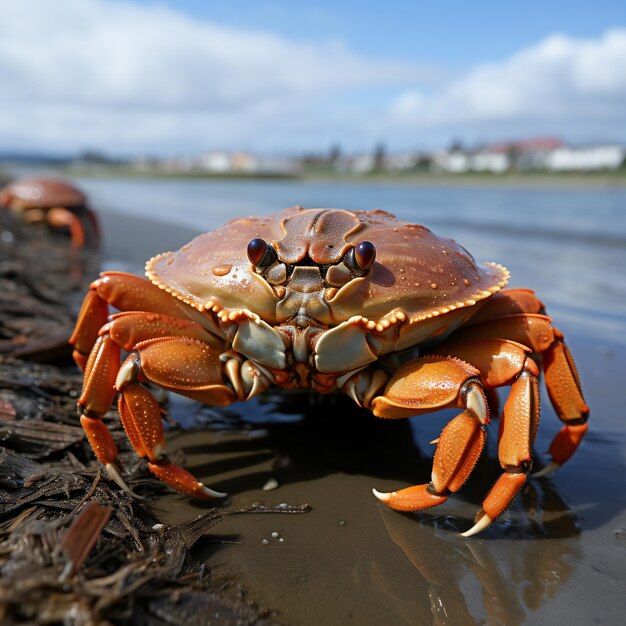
[0,209,275,625]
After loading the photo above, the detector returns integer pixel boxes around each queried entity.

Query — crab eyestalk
[247,238,277,270]
[345,241,376,275]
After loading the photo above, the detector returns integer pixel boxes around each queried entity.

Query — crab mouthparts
[293,308,324,328]
[275,266,330,327]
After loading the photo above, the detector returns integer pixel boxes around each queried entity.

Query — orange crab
[70,207,588,536]
[0,177,100,249]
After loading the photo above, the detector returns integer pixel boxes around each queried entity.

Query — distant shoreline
[3,164,626,189]
[60,164,626,188]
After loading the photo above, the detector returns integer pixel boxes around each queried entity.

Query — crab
[0,177,100,249]
[70,207,589,536]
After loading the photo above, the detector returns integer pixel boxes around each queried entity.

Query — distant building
[199,151,233,173]
[485,137,565,170]
[432,149,509,174]
[185,151,300,175]
[545,145,625,171]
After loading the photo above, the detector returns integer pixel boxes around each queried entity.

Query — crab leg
[46,207,87,249]
[104,311,224,352]
[76,334,130,489]
[538,328,589,475]
[116,378,224,499]
[369,356,489,514]
[112,336,237,497]
[77,310,234,496]
[468,288,545,323]
[451,313,589,474]
[433,339,540,536]
[70,271,190,369]
[462,362,538,536]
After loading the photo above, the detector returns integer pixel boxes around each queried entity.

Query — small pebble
[278,538,284,543]
[261,539,269,545]
[338,520,347,526]
[262,478,280,491]
[271,531,279,538]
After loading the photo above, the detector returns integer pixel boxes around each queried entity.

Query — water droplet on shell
[212,264,232,276]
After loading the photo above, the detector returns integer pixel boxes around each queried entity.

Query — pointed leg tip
[461,514,493,538]
[372,488,392,503]
[531,461,561,478]
[199,483,228,499]
[106,463,145,500]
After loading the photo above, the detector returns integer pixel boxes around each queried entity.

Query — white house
[546,146,625,171]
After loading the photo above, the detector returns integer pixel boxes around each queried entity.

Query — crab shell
[146,207,509,375]
[0,177,87,210]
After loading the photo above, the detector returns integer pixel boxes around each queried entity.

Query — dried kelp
[0,208,275,625]
[0,208,95,361]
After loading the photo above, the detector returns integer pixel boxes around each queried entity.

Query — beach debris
[59,501,114,580]
[0,206,275,625]
[0,365,274,625]
[0,209,95,360]
[262,477,280,491]
[235,502,311,515]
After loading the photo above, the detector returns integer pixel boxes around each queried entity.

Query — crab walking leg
[467,288,545,324]
[451,313,589,474]
[83,207,101,248]
[78,312,231,495]
[76,334,131,490]
[70,271,192,370]
[431,339,541,535]
[113,336,238,498]
[369,356,489,514]
[104,311,224,352]
[462,361,539,537]
[116,379,225,499]
[46,207,87,249]
[537,328,589,475]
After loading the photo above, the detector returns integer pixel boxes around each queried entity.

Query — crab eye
[346,241,376,274]
[247,238,276,269]
[354,241,376,270]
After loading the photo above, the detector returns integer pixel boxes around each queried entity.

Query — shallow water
[77,177,626,624]
[81,177,626,344]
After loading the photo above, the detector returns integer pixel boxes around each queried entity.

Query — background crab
[70,207,589,536]
[0,177,100,249]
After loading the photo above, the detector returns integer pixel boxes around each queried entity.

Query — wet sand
[98,210,626,625]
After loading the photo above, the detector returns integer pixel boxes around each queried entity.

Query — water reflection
[158,391,583,625]
[375,479,580,625]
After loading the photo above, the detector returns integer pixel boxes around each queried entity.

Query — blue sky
[1,0,625,155]
[134,1,625,65]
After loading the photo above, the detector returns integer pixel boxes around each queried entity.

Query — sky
[0,0,625,156]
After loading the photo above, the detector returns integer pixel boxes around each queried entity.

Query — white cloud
[388,29,626,140]
[0,1,624,154]
[0,0,429,153]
